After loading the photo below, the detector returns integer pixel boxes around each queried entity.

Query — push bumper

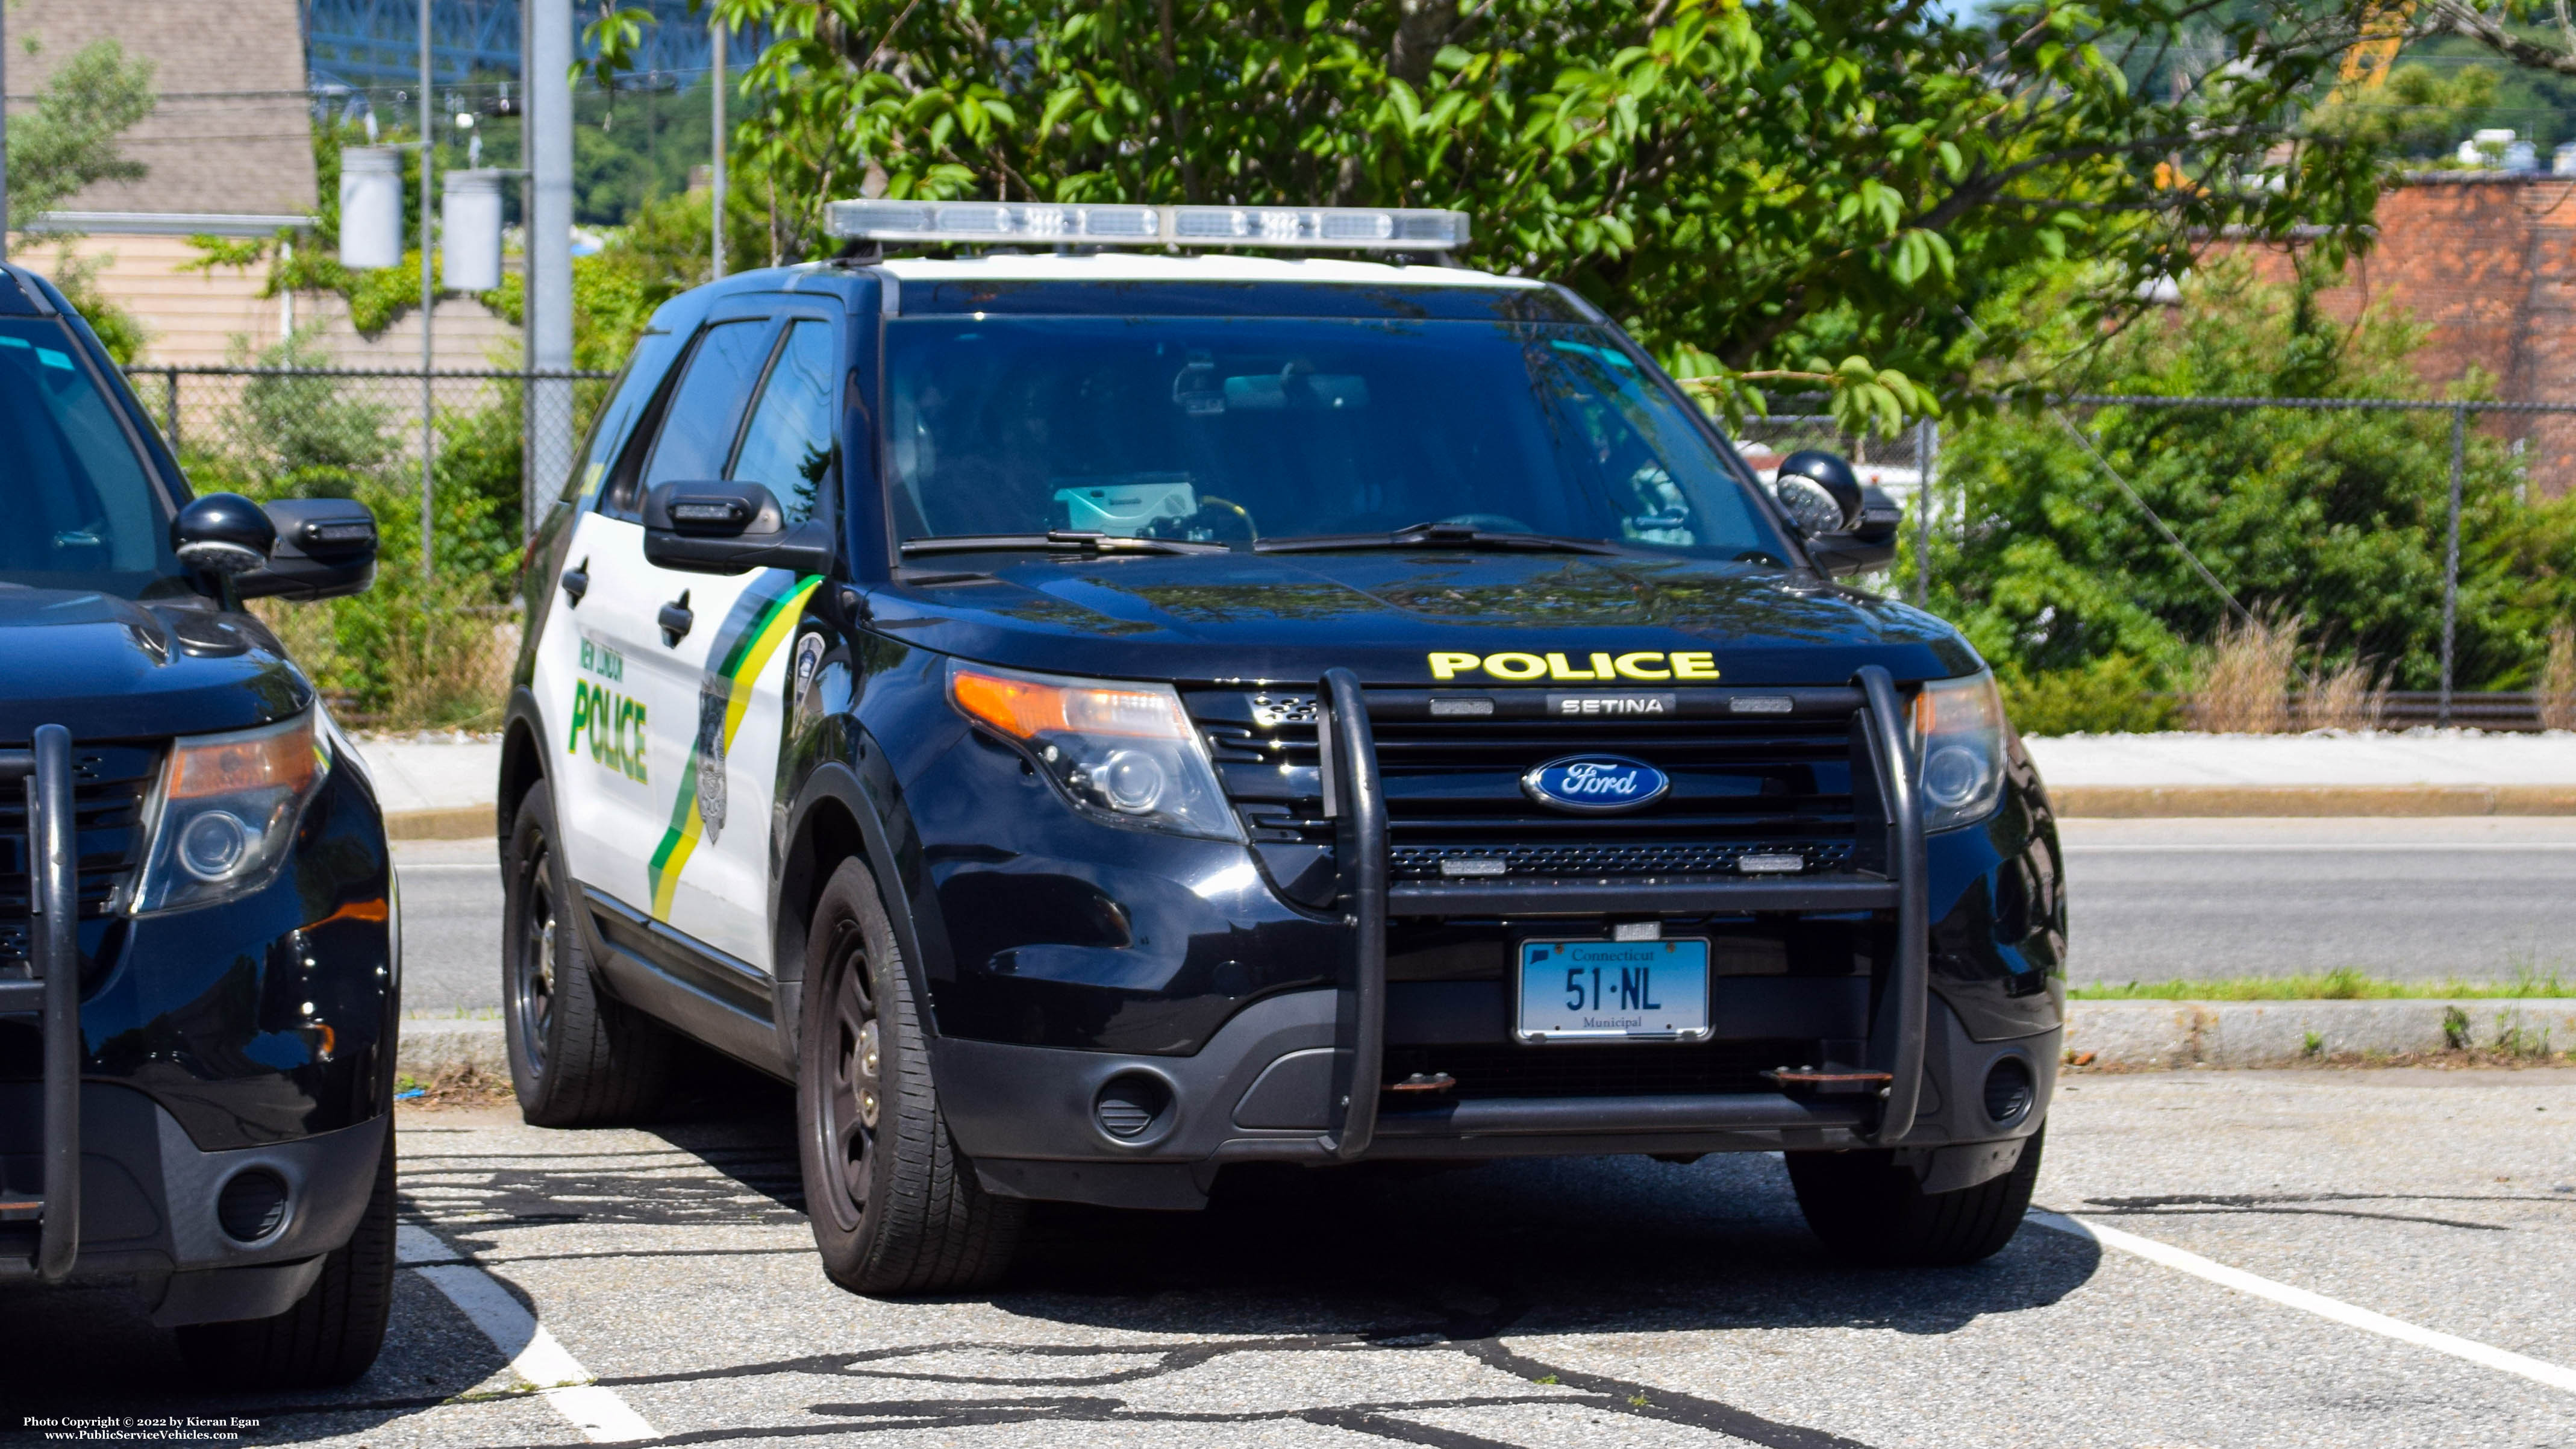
[932,667,2056,1210]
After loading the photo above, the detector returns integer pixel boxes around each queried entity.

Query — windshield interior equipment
[0,318,183,595]
[883,318,1786,561]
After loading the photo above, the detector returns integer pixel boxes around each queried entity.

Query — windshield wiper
[1252,522,1624,557]
[899,530,1232,559]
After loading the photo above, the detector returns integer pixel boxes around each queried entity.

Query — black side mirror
[237,498,380,601]
[172,493,277,577]
[1771,450,1865,537]
[643,480,832,577]
[1806,484,1904,578]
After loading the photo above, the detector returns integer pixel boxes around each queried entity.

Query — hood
[869,551,1982,686]
[0,588,312,744]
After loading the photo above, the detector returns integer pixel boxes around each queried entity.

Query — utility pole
[527,0,576,527]
[420,0,437,578]
[710,17,726,280]
[2,0,13,262]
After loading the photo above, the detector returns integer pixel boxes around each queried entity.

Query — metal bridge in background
[303,0,732,89]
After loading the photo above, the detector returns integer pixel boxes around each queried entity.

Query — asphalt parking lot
[5,1066,2571,1447]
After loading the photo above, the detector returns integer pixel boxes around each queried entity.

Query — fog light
[178,810,252,880]
[1094,1074,1172,1140]
[216,1168,291,1244]
[1983,1057,2035,1128]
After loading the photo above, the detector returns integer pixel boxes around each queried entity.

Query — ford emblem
[1521,756,1671,814]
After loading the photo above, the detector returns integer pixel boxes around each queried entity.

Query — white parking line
[394,1224,659,1441]
[2031,1210,2576,1395]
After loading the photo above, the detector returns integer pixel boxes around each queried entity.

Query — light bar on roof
[824,199,1471,251]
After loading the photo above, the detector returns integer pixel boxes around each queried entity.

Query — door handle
[658,590,693,648]
[560,557,589,607]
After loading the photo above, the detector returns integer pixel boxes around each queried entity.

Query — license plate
[1515,937,1712,1042]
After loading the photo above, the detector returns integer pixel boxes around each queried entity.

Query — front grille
[0,743,159,972]
[1380,1039,1807,1100]
[1189,686,1874,884]
[1391,840,1860,883]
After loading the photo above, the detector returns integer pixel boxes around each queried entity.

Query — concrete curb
[394,1001,2576,1082]
[386,806,496,841]
[2065,999,2576,1068]
[2051,784,2576,818]
[398,1018,508,1080]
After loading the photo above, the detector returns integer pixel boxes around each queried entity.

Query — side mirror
[1771,449,1865,537]
[237,498,380,601]
[1806,484,1904,578]
[643,480,833,577]
[172,493,277,577]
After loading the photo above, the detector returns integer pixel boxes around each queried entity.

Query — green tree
[6,37,158,360]
[589,0,2385,434]
[1924,262,2576,722]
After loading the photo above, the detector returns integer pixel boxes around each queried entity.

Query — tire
[1786,1124,2045,1268]
[503,778,671,1126]
[175,1119,397,1389]
[796,859,1024,1295]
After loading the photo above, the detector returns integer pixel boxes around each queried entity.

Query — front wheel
[502,779,671,1125]
[1786,1125,2045,1268]
[796,859,1023,1295]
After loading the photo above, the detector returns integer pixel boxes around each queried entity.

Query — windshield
[0,317,184,596]
[883,316,1787,560]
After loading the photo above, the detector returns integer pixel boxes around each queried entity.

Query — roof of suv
[871,252,1548,290]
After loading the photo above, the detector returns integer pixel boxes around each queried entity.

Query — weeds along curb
[392,1004,2576,1084]
[2063,999,2576,1069]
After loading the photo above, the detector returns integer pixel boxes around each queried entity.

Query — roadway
[390,817,2576,1016]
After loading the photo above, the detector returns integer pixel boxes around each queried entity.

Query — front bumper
[926,667,2058,1210]
[1,730,395,1288]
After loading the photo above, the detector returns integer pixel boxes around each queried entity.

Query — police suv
[1,262,395,1385]
[501,202,2066,1294]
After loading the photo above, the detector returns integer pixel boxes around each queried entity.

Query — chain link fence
[111,368,2576,735]
[1755,395,2576,734]
[120,364,615,730]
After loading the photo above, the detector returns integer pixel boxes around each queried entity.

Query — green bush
[1998,655,2179,736]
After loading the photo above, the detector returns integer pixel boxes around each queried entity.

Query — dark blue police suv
[499,202,2066,1297]
[0,263,396,1386]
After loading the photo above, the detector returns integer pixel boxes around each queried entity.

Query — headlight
[948,662,1240,842]
[1912,672,2009,833]
[134,710,331,913]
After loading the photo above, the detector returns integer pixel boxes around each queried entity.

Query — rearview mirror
[1805,484,1904,578]
[643,480,833,577]
[172,493,276,577]
[237,497,379,601]
[1771,450,1865,536]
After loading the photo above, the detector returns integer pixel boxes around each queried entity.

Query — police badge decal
[695,683,730,842]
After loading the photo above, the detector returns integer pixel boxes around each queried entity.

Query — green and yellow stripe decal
[645,574,824,919]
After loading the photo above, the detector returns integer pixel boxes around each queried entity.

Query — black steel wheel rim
[513,847,556,1075]
[816,924,878,1234]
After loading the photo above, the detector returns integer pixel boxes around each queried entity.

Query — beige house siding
[5,1,517,371]
[10,0,317,218]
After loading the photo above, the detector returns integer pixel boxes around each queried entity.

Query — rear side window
[641,319,777,490]
[730,319,840,525]
[0,318,182,593]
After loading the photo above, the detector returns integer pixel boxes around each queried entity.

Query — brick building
[2237,172,2576,495]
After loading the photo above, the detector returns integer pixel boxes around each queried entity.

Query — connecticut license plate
[1515,937,1712,1042]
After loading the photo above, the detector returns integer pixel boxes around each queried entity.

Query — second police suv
[502,202,2066,1293]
